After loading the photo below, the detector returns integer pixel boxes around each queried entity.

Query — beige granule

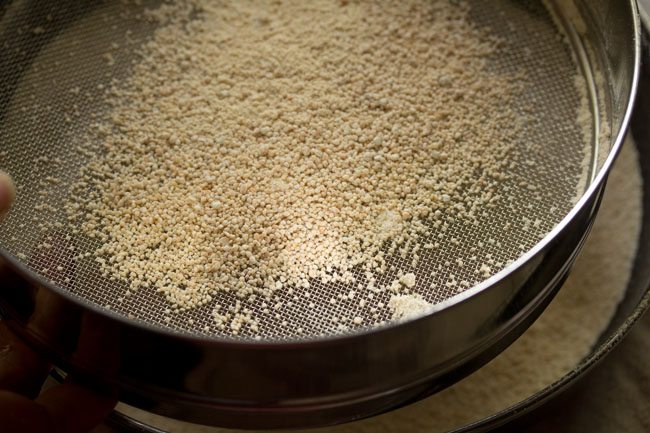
[388,293,431,320]
[68,0,524,329]
[398,273,417,289]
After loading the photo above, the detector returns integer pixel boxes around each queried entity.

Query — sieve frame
[0,0,641,429]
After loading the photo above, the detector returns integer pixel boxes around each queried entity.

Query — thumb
[0,171,15,215]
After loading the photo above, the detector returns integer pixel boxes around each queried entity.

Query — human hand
[0,172,117,433]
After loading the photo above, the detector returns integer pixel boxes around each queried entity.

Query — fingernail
[0,171,16,215]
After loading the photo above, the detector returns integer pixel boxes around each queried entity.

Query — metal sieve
[0,0,599,340]
[0,0,639,429]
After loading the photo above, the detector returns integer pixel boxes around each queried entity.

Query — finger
[37,379,117,433]
[27,285,81,350]
[0,232,80,398]
[72,312,120,374]
[0,171,15,215]
[0,380,117,433]
[26,235,81,346]
[0,259,64,398]
[0,321,50,398]
[0,390,52,433]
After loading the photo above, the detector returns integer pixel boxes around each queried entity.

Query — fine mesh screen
[0,0,602,340]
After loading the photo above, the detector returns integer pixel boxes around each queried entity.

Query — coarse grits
[66,0,524,327]
[388,293,431,321]
[27,0,593,337]
[102,136,643,433]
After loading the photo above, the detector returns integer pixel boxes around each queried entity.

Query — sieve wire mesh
[0,0,600,340]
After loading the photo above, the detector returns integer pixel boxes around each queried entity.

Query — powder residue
[388,293,431,321]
